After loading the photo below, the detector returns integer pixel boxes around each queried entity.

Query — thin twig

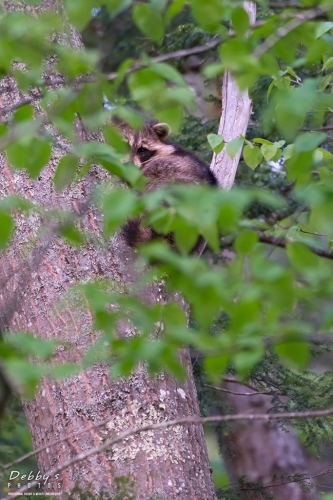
[204,383,279,396]
[105,38,222,80]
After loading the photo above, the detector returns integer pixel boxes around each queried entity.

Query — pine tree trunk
[0,2,216,499]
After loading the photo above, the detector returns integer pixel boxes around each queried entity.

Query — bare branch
[6,407,333,499]
[204,383,280,396]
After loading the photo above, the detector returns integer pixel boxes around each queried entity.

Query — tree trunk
[0,2,216,499]
[210,2,317,499]
[214,380,317,500]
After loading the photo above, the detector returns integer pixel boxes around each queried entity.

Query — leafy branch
[253,2,333,59]
[258,231,333,261]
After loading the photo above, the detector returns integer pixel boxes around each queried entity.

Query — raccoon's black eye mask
[136,146,156,163]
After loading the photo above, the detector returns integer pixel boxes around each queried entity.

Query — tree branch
[1,4,331,118]
[204,383,280,396]
[6,407,333,499]
[0,96,37,118]
[258,231,333,261]
[253,2,333,59]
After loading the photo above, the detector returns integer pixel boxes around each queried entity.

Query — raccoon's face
[118,122,175,168]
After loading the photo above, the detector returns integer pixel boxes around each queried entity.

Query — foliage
[2,0,333,496]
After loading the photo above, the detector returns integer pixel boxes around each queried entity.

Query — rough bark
[209,2,316,499]
[0,2,216,499]
[216,381,317,500]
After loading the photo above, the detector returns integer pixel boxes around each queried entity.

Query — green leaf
[253,138,273,145]
[103,188,138,236]
[207,133,224,154]
[13,104,34,123]
[285,66,300,81]
[51,363,80,379]
[322,57,333,72]
[0,195,33,211]
[319,74,333,92]
[261,144,278,161]
[6,138,51,178]
[316,22,333,39]
[163,302,187,330]
[6,332,56,359]
[166,0,185,21]
[54,155,78,192]
[204,355,230,384]
[103,126,129,155]
[113,109,144,130]
[232,6,249,36]
[283,144,295,160]
[155,105,183,132]
[200,223,220,252]
[190,0,225,32]
[64,0,96,30]
[235,230,258,255]
[243,145,263,170]
[317,147,333,163]
[105,0,132,16]
[60,225,84,246]
[233,343,264,376]
[3,359,47,397]
[275,341,309,369]
[294,132,327,152]
[133,3,164,42]
[101,158,143,187]
[173,219,199,254]
[226,138,244,159]
[274,140,286,148]
[286,241,319,271]
[0,211,13,249]
[150,62,185,86]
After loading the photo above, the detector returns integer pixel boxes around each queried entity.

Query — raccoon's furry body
[118,121,217,248]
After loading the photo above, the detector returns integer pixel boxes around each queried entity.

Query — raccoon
[117,120,217,248]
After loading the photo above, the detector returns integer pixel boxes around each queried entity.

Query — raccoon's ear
[153,123,170,141]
